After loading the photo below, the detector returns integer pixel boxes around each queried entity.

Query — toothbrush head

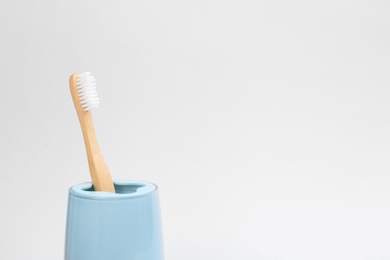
[76,72,99,111]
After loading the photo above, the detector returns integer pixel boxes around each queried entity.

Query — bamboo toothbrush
[69,72,115,193]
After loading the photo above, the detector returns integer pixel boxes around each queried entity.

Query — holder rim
[69,179,158,200]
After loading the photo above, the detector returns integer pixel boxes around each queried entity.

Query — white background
[1,0,390,259]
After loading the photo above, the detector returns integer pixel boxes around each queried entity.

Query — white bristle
[76,72,99,111]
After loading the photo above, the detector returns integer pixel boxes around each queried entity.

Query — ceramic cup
[64,180,164,260]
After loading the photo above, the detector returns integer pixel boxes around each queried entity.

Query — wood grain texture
[69,73,115,193]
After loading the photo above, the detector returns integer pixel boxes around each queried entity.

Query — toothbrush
[69,72,115,193]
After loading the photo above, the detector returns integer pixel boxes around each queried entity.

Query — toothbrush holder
[64,180,164,260]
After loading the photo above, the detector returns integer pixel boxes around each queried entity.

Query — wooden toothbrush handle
[79,111,115,192]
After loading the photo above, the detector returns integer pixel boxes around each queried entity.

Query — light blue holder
[65,180,164,260]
